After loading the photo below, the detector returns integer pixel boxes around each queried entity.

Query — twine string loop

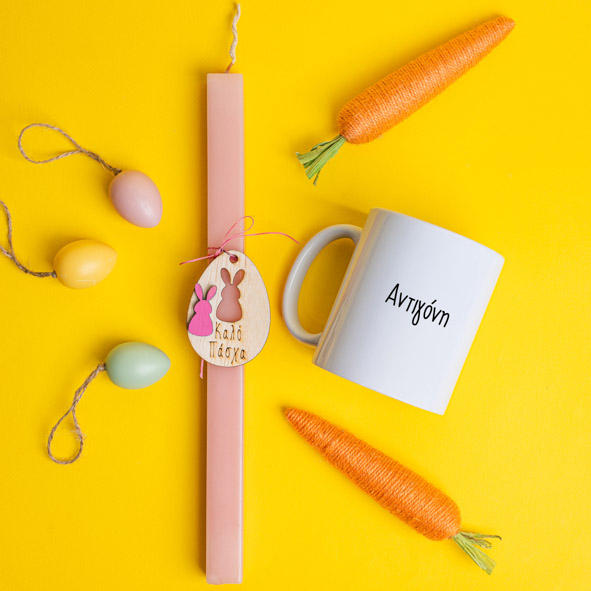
[0,200,56,278]
[18,123,122,175]
[47,363,106,465]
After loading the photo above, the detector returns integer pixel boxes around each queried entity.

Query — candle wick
[225,3,241,73]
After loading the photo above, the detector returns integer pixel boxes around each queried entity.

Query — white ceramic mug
[283,208,504,414]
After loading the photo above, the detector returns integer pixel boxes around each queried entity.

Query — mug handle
[282,224,362,346]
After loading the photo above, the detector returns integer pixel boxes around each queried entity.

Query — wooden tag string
[225,3,241,73]
[18,123,122,176]
[0,200,56,278]
[47,363,106,465]
[180,215,298,266]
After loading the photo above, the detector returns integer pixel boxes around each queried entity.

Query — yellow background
[1,1,589,589]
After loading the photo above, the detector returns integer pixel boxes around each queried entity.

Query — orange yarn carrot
[297,16,515,183]
[285,408,501,574]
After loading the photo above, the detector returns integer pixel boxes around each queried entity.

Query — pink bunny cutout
[216,268,245,322]
[188,284,217,336]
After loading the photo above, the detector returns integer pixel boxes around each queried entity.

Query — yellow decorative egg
[53,239,117,289]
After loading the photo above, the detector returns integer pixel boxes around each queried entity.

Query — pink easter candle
[206,72,245,585]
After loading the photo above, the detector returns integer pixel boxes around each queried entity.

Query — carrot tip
[499,16,516,30]
[297,135,346,184]
[284,407,306,429]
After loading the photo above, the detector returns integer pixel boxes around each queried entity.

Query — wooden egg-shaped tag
[187,250,270,367]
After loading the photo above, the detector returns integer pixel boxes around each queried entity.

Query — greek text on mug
[385,283,450,328]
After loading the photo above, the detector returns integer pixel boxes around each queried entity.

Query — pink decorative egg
[109,170,162,228]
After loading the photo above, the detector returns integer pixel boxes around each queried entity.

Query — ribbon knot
[180,216,298,265]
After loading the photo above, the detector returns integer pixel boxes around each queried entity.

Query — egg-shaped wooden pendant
[187,250,270,367]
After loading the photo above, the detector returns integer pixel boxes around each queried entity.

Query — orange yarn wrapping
[285,408,460,541]
[338,16,515,144]
[297,16,516,183]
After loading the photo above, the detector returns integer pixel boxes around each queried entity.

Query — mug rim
[370,207,504,262]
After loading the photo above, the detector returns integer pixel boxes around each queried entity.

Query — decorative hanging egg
[109,170,163,228]
[53,239,117,289]
[18,123,163,228]
[187,250,270,367]
[105,342,171,389]
[47,341,171,464]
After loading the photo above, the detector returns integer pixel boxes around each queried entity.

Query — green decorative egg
[105,342,170,389]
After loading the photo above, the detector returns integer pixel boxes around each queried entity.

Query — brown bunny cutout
[216,268,245,322]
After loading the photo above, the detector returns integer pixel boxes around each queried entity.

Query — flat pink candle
[206,73,245,585]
